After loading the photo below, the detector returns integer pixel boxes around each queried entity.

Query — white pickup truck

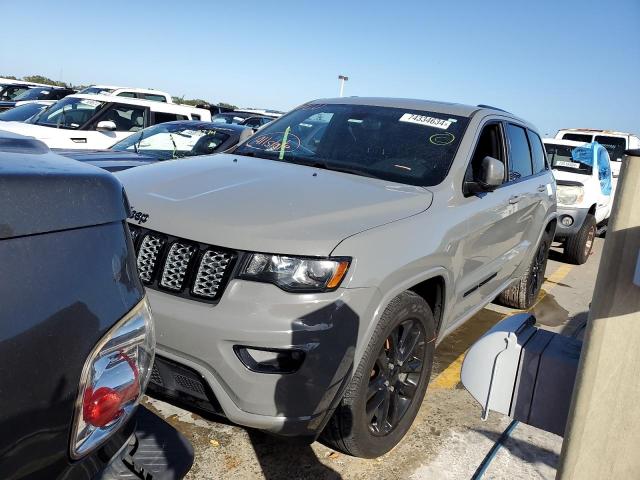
[0,94,210,149]
[544,139,613,264]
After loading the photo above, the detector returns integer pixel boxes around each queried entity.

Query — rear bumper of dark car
[98,406,194,480]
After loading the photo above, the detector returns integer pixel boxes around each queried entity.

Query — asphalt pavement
[144,238,604,479]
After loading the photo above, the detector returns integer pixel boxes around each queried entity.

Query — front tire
[497,231,551,309]
[321,291,435,458]
[564,214,596,265]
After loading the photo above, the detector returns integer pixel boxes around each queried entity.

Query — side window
[505,123,533,181]
[594,135,626,163]
[152,112,188,124]
[527,129,547,173]
[117,91,137,98]
[99,104,146,131]
[142,93,167,102]
[465,122,506,185]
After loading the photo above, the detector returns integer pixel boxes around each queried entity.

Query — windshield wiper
[134,130,144,154]
[285,157,384,180]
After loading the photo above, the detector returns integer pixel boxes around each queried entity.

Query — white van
[544,139,613,264]
[0,94,210,149]
[78,85,173,103]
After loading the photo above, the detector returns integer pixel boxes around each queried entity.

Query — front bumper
[555,207,590,237]
[98,406,194,479]
[145,280,378,437]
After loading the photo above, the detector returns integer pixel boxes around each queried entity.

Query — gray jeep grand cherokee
[117,98,557,457]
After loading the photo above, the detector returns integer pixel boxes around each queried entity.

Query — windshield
[80,86,115,95]
[594,135,626,162]
[34,97,105,129]
[211,113,252,125]
[545,143,593,175]
[0,103,47,122]
[13,87,51,101]
[112,122,231,160]
[233,103,470,186]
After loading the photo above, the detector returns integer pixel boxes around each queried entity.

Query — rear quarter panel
[0,221,144,480]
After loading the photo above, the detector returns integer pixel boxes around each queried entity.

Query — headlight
[239,253,350,292]
[556,185,584,206]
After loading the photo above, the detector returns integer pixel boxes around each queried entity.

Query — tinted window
[233,104,470,186]
[505,123,533,180]
[594,135,626,162]
[527,130,547,173]
[142,93,167,102]
[153,112,188,124]
[562,133,592,143]
[14,87,52,101]
[0,85,29,100]
[117,92,137,98]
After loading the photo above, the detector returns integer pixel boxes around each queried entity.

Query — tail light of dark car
[70,297,155,459]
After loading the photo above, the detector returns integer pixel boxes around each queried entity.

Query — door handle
[537,184,547,192]
[508,195,521,204]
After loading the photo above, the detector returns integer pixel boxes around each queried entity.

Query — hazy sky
[2,0,638,135]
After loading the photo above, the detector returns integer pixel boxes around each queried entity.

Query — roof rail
[477,104,510,113]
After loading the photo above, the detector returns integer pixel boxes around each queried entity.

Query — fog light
[234,346,305,374]
[561,215,574,227]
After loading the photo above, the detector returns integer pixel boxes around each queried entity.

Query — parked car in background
[58,121,253,172]
[211,111,274,129]
[117,98,556,458]
[0,86,75,112]
[195,103,235,116]
[554,128,640,188]
[544,139,612,264]
[0,100,52,122]
[0,77,54,100]
[0,131,193,479]
[0,93,211,149]
[79,84,173,103]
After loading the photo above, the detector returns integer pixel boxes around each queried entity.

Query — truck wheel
[321,291,435,458]
[564,214,596,265]
[497,231,551,309]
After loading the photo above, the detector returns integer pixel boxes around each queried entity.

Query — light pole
[338,75,349,97]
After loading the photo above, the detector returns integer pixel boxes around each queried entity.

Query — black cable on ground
[470,420,519,480]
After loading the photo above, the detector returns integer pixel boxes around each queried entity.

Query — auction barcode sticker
[399,113,452,130]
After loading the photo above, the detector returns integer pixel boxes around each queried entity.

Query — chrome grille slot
[160,242,196,291]
[128,223,236,303]
[137,234,165,284]
[192,250,233,299]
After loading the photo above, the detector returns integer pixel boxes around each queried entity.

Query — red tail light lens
[70,297,155,459]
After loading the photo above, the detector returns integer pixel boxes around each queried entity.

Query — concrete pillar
[558,150,640,479]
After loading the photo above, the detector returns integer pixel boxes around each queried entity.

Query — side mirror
[478,156,504,190]
[96,120,116,132]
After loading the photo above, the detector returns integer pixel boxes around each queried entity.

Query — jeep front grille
[128,225,237,303]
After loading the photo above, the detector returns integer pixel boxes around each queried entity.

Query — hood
[117,153,433,256]
[55,148,158,163]
[552,168,590,184]
[0,121,55,139]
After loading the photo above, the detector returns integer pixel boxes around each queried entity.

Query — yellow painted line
[430,262,575,389]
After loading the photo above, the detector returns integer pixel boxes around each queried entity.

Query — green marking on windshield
[279,126,291,160]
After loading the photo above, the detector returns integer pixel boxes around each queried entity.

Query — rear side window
[562,133,592,143]
[153,112,188,124]
[117,91,137,98]
[594,135,626,162]
[527,130,547,173]
[142,93,167,102]
[505,123,533,180]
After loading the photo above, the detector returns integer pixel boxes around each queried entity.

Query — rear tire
[564,214,596,265]
[497,231,551,309]
[321,291,435,458]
